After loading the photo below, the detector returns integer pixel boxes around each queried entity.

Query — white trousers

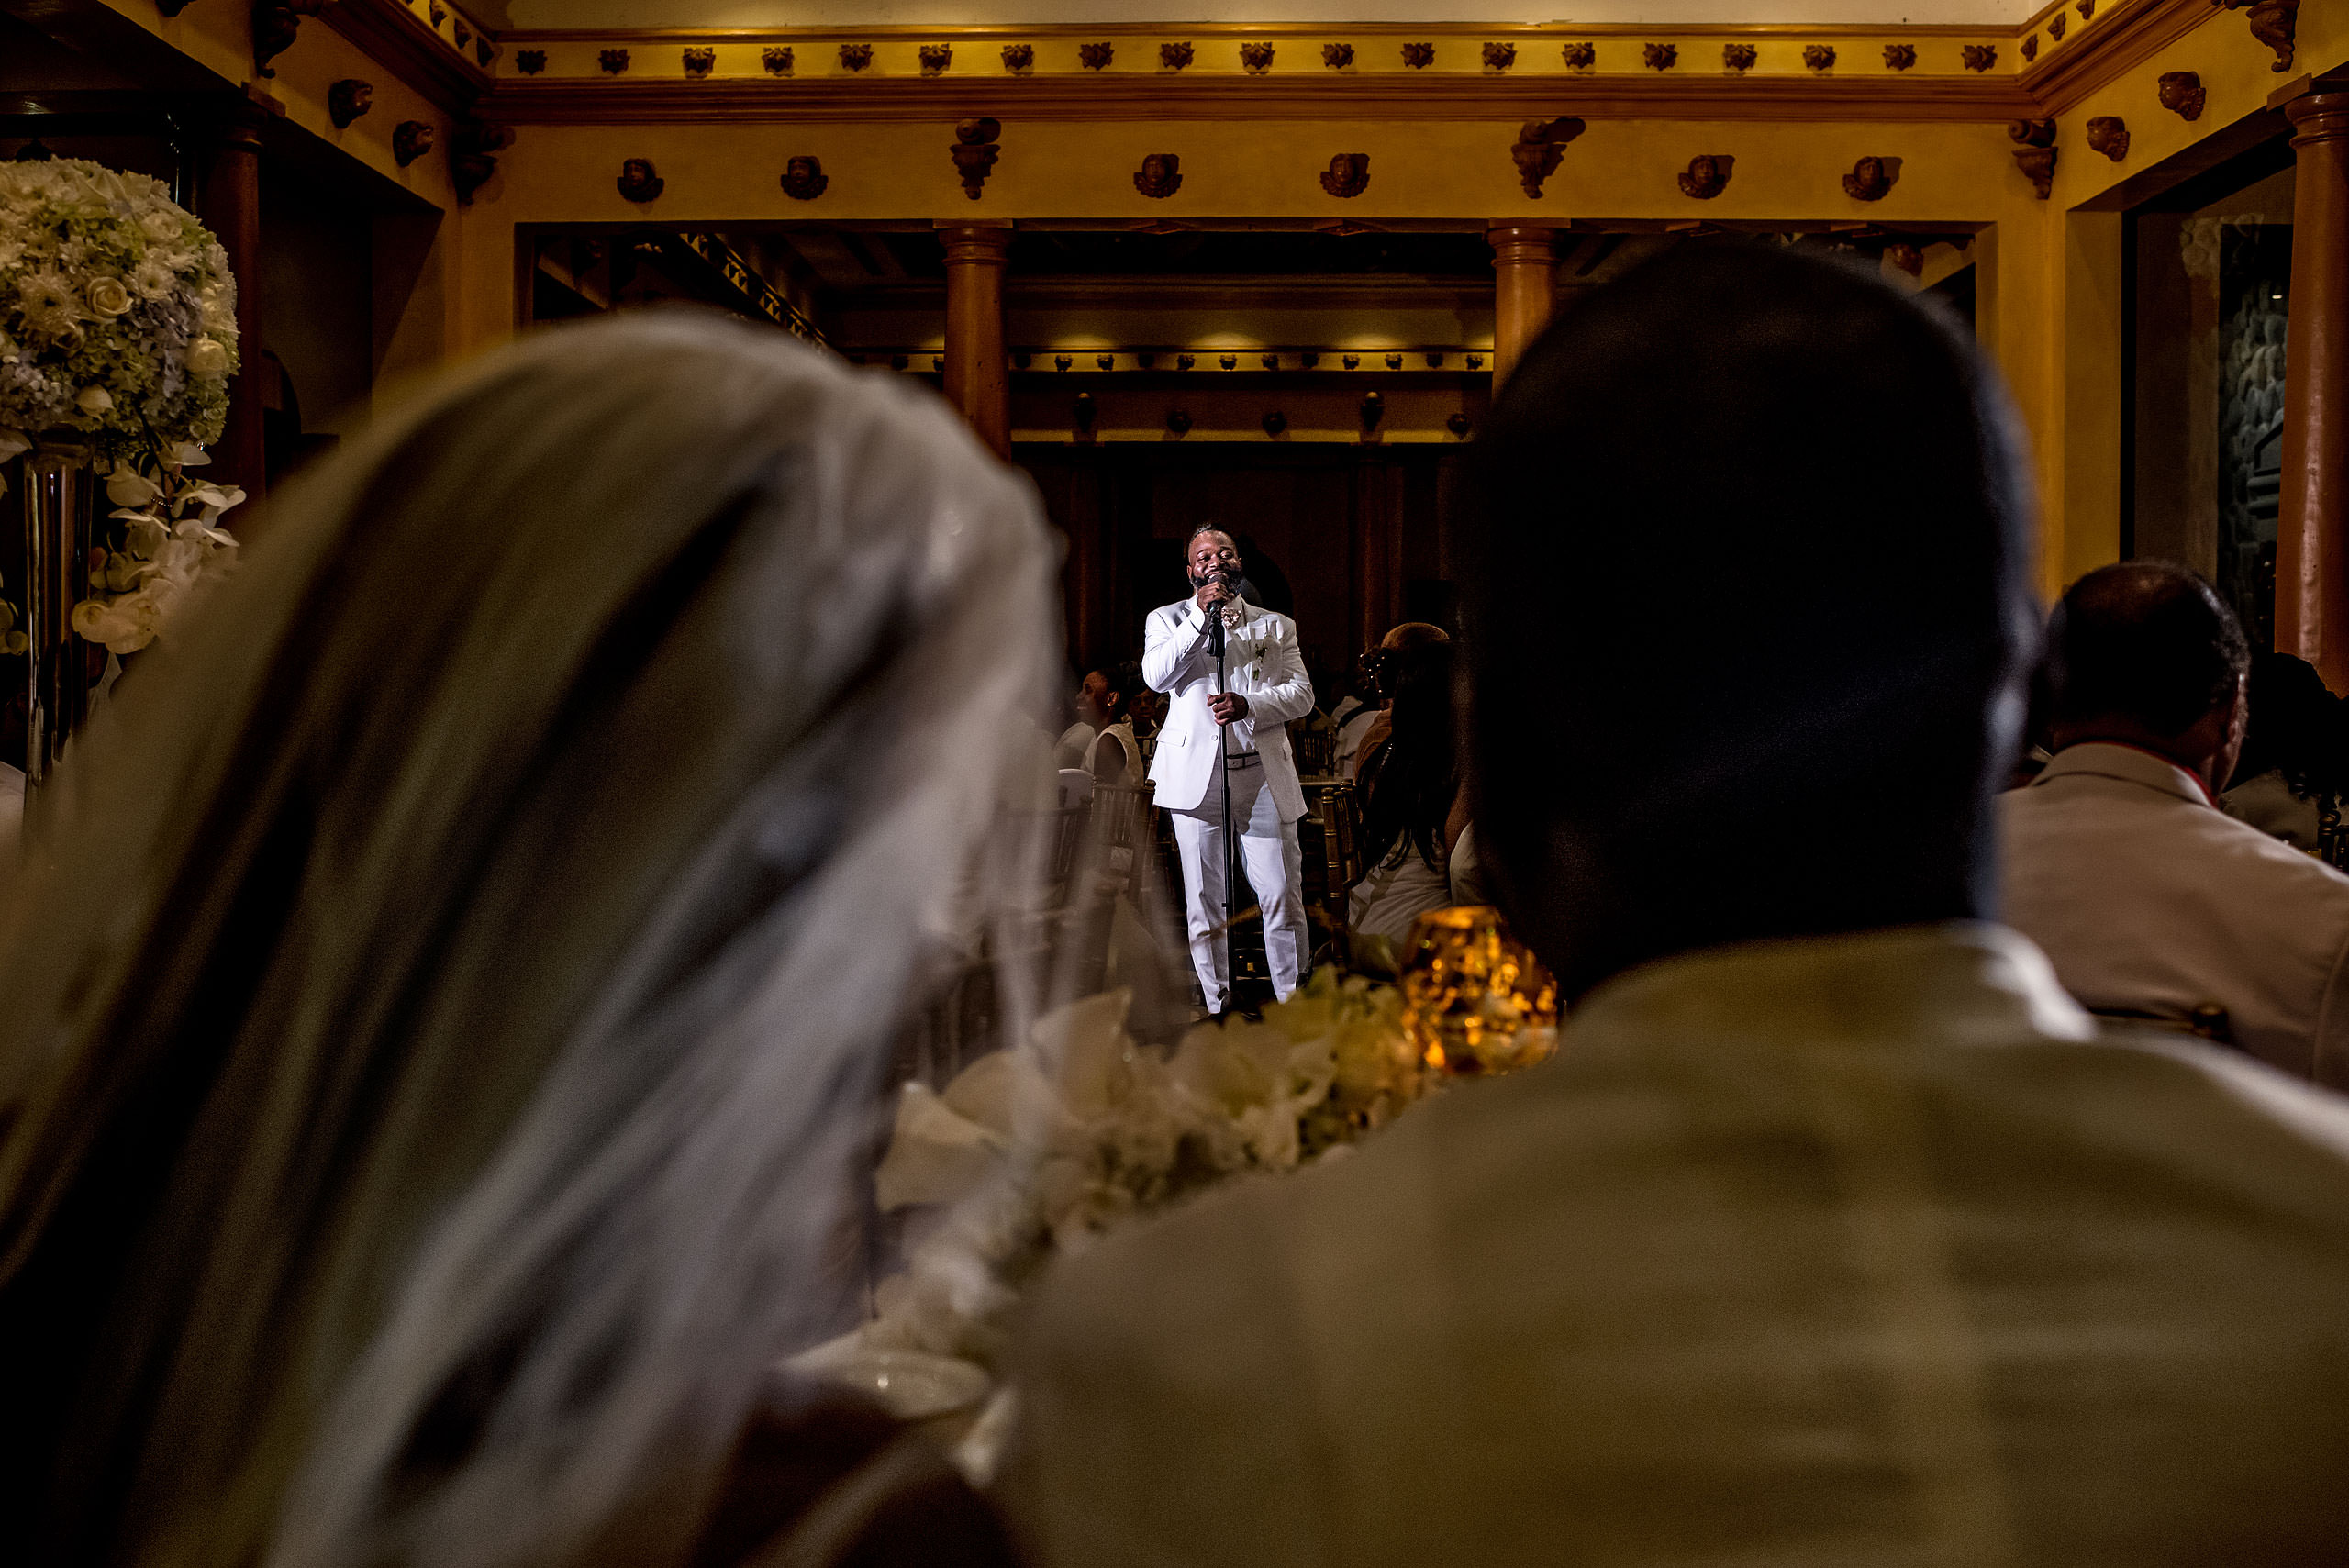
[1170,759,1306,1010]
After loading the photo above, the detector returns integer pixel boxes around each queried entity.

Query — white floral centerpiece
[2,156,243,653]
[792,958,1554,1478]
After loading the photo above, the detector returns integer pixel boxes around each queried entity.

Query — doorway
[1019,440,1458,694]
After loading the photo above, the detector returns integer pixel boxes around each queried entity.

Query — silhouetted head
[2046,561,2250,791]
[2232,651,2341,794]
[1461,244,2036,998]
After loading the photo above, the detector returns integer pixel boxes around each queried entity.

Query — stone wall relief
[1678,154,1733,199]
[451,120,511,205]
[2009,118,2058,199]
[393,120,434,166]
[1843,155,1901,201]
[328,79,373,129]
[781,155,828,200]
[1134,153,1183,199]
[952,117,1001,198]
[2158,71,2206,120]
[1320,152,1370,198]
[618,157,663,201]
[1511,117,1586,198]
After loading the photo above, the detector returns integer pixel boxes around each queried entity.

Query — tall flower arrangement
[2,156,243,653]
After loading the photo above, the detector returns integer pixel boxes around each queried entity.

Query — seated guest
[1053,672,1102,770]
[1348,638,1468,951]
[2221,651,2342,851]
[2002,563,2349,1083]
[0,315,1045,1568]
[1341,622,1448,781]
[1083,662,1148,786]
[1008,247,2349,1566]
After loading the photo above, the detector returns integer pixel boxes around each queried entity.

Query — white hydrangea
[0,156,239,455]
[2,157,243,653]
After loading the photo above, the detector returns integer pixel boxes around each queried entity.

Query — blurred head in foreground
[1462,245,2036,998]
[0,314,1057,1568]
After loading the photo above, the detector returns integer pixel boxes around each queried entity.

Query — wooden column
[939,224,1011,459]
[2277,92,2349,687]
[202,100,268,505]
[1487,226,1558,389]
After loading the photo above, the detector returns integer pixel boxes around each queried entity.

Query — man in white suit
[1144,526,1315,1014]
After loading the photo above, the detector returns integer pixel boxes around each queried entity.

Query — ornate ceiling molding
[324,0,495,114]
[484,72,2042,124]
[470,0,2241,125]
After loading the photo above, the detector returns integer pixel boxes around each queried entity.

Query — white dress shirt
[1142,595,1314,820]
[2000,740,2349,1084]
[1010,923,2349,1568]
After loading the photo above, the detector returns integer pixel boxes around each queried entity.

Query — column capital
[937,224,1013,267]
[1486,224,1560,259]
[2285,90,2349,143]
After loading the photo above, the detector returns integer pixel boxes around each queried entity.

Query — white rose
[139,209,181,243]
[85,276,133,318]
[185,336,228,376]
[76,386,114,415]
[197,293,235,335]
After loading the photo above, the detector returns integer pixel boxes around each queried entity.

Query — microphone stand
[1206,587,1240,1011]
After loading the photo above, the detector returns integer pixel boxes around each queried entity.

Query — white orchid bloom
[106,468,161,508]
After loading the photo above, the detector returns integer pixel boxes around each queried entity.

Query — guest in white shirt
[1081,663,1148,786]
[1010,245,2349,1568]
[2002,562,2349,1084]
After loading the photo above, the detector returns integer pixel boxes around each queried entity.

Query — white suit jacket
[2000,740,2349,1085]
[1142,595,1314,820]
[1010,924,2349,1567]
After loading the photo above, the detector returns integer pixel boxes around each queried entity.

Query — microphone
[1197,568,1231,656]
